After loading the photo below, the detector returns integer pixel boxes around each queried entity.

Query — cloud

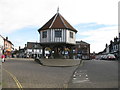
[76,25,118,53]
[0,0,119,34]
[0,0,59,34]
[75,23,116,31]
[4,26,40,49]
[0,0,119,52]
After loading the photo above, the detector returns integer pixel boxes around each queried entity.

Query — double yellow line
[3,68,23,90]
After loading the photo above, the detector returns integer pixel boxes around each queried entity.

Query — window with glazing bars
[55,30,62,37]
[70,32,73,38]
[42,31,47,38]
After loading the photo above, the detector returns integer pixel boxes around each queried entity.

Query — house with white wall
[0,35,4,55]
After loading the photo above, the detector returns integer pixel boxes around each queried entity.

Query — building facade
[4,37,14,57]
[73,41,90,59]
[118,31,120,60]
[16,10,90,59]
[103,36,120,60]
[0,35,4,55]
[109,37,119,59]
[25,42,42,58]
[38,11,78,59]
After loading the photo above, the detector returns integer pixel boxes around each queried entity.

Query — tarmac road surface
[68,59,119,88]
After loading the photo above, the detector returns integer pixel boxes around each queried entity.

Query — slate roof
[2,36,14,45]
[38,13,77,33]
[27,42,42,49]
[76,41,90,45]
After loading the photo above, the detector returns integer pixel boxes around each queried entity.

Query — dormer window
[42,31,47,38]
[55,30,62,37]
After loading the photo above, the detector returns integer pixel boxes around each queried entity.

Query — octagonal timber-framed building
[38,11,78,59]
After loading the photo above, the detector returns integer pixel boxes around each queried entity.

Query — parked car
[99,55,107,60]
[99,54,116,60]
[106,54,116,60]
[95,55,101,60]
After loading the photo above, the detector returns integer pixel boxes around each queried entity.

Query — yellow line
[3,68,23,90]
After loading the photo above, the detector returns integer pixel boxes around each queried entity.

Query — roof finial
[57,6,59,13]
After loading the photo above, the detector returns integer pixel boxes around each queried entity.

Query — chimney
[6,37,8,40]
[106,44,108,48]
[25,44,27,47]
[19,46,21,50]
[110,40,113,44]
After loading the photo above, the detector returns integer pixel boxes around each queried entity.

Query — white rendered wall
[40,29,66,43]
[0,36,4,55]
[106,46,109,54]
[40,29,76,44]
[66,30,76,44]
[27,49,42,54]
[0,36,4,47]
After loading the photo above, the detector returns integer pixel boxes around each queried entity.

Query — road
[2,58,77,88]
[68,60,118,88]
[2,58,119,88]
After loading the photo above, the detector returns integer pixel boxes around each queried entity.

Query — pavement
[6,58,82,67]
[5,58,34,60]
[35,58,82,67]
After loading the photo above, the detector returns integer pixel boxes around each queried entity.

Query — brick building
[4,37,14,57]
[74,41,90,59]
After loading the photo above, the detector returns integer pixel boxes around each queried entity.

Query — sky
[0,0,119,53]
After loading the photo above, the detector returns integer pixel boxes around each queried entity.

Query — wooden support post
[42,47,45,58]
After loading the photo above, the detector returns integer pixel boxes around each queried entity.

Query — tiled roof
[38,13,77,32]
[76,41,90,45]
[0,35,13,45]
[27,42,42,49]
[4,38,14,45]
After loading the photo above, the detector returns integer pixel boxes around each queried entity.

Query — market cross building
[38,10,90,59]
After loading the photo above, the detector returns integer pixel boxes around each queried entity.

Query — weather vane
[57,6,59,13]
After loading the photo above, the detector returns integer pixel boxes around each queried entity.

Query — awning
[6,49,11,52]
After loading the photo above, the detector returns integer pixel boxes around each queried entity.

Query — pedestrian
[1,54,5,63]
